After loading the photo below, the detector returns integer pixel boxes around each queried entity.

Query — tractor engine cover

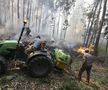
[0,40,17,55]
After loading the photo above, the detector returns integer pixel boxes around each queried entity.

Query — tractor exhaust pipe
[17,20,27,45]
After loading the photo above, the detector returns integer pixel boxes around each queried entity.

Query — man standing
[25,27,32,37]
[78,49,94,84]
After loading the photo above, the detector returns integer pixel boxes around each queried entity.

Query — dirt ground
[0,59,108,90]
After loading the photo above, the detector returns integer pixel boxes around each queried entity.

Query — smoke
[0,0,93,49]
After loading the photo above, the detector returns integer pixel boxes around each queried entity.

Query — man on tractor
[25,35,46,54]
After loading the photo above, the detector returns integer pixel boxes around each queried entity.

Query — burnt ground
[0,57,108,90]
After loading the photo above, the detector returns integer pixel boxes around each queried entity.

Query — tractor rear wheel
[28,55,52,77]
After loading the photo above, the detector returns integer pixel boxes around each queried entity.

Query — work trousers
[78,63,92,83]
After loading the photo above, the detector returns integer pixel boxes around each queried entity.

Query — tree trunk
[85,1,99,47]
[94,0,107,56]
[88,0,102,46]
[35,0,39,33]
[23,0,25,20]
[11,0,14,25]
[83,5,96,46]
[26,0,30,19]
[57,13,60,39]
[52,18,55,39]
[28,0,32,26]
[38,5,43,33]
[35,8,38,33]
[4,0,7,24]
[105,39,108,59]
[17,0,20,19]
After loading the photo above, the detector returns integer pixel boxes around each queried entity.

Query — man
[25,27,32,37]
[33,35,42,50]
[22,27,32,43]
[34,36,46,50]
[25,36,41,54]
[78,49,94,84]
[25,35,45,54]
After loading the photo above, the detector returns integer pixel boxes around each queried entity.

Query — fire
[77,44,94,54]
[73,46,86,54]
[77,47,87,54]
[73,44,94,54]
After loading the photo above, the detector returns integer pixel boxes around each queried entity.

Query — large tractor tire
[0,56,7,75]
[28,55,52,77]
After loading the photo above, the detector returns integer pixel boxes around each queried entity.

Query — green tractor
[0,21,53,77]
[0,21,72,78]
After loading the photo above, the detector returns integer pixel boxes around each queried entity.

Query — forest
[0,0,108,90]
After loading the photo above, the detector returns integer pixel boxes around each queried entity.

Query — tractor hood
[0,40,18,54]
[0,40,17,43]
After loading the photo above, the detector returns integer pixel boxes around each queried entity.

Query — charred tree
[94,0,108,56]
[88,0,102,46]
[85,1,99,47]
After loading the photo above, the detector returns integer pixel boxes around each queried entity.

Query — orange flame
[73,44,94,54]
[77,47,87,54]
[77,44,94,54]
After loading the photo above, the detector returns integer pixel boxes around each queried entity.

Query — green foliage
[59,80,81,90]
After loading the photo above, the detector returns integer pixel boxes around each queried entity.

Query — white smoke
[0,0,94,48]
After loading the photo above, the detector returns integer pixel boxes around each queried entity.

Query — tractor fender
[26,51,50,65]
